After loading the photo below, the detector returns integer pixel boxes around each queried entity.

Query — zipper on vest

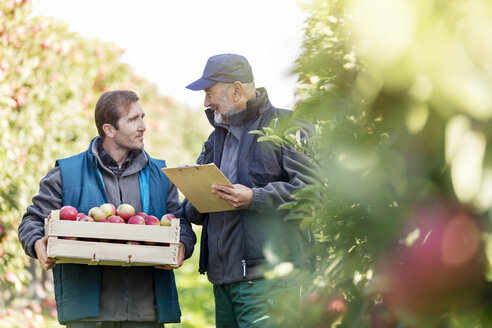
[242,259,247,279]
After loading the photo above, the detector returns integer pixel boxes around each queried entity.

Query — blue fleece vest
[52,140,181,324]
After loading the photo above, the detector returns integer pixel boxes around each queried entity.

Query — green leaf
[278,201,298,211]
[257,135,285,144]
[285,126,301,135]
[300,217,313,231]
[283,213,306,221]
[248,130,265,136]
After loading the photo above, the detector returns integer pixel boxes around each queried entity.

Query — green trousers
[213,277,300,328]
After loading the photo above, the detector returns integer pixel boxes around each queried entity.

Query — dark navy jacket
[184,88,315,278]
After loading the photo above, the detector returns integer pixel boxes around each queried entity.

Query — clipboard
[161,164,235,213]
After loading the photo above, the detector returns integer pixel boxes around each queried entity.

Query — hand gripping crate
[45,210,180,266]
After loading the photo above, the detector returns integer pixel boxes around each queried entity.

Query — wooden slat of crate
[47,238,178,266]
[46,219,179,243]
[45,210,180,243]
[45,210,180,266]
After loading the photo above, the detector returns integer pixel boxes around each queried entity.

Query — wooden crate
[45,210,180,266]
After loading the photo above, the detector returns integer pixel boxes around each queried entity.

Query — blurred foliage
[257,0,492,327]
[0,0,211,327]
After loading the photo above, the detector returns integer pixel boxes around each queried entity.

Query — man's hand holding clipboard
[162,164,251,213]
[210,184,253,210]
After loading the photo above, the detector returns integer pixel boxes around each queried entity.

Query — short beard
[214,111,228,124]
[212,102,236,125]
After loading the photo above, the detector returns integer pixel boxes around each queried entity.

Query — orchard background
[0,0,213,327]
[2,0,492,327]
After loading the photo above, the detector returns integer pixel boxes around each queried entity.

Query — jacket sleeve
[166,181,196,260]
[181,198,207,226]
[18,167,63,259]
[179,135,213,226]
[249,122,319,214]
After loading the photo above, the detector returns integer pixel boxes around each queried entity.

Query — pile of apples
[55,203,176,226]
[51,204,177,245]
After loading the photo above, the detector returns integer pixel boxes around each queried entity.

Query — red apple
[77,215,95,222]
[0,59,8,71]
[88,207,106,222]
[300,292,347,327]
[144,215,160,225]
[128,215,145,225]
[383,202,485,316]
[136,212,148,218]
[100,203,116,218]
[107,215,125,224]
[76,212,87,220]
[117,204,135,222]
[60,205,77,221]
[160,213,176,226]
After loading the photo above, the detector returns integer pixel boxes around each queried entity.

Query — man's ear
[102,123,116,138]
[232,81,244,102]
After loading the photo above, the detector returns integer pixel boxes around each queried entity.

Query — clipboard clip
[175,164,199,168]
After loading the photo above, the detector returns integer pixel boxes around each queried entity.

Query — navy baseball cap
[186,54,254,91]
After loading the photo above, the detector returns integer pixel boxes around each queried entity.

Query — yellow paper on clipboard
[161,164,235,213]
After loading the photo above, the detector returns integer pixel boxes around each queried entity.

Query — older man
[183,54,315,328]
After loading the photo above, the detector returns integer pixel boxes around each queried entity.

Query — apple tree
[0,1,209,325]
[261,0,492,327]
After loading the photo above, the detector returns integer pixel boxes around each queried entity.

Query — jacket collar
[87,136,149,177]
[205,87,271,128]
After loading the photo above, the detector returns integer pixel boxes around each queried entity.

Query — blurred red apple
[144,215,160,225]
[100,203,116,218]
[160,213,176,226]
[323,295,347,324]
[0,60,8,71]
[107,215,125,224]
[300,292,347,327]
[136,212,148,218]
[42,37,52,49]
[60,206,77,221]
[128,215,145,225]
[117,204,135,222]
[89,207,106,222]
[383,202,485,316]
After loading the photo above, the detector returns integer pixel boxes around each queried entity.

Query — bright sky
[32,0,306,110]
